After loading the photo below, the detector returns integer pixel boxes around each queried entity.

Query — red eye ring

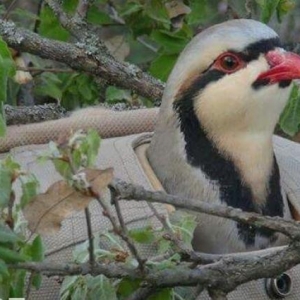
[214,53,243,73]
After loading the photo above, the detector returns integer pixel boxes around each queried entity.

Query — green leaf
[0,167,12,207]
[0,38,15,135]
[276,0,295,22]
[0,38,15,77]
[149,54,178,82]
[72,284,88,300]
[120,2,143,17]
[157,237,172,254]
[150,30,188,54]
[38,5,70,41]
[53,159,72,179]
[87,6,111,25]
[86,275,117,300]
[117,278,142,298]
[73,240,89,263]
[62,0,79,12]
[0,110,6,137]
[60,74,99,109]
[0,259,9,278]
[149,288,172,300]
[122,9,153,37]
[1,155,20,172]
[86,129,101,167]
[0,223,20,243]
[170,212,197,246]
[256,0,280,23]
[0,246,29,263]
[60,276,79,296]
[279,84,300,136]
[30,235,45,262]
[13,270,26,297]
[20,179,39,208]
[128,226,155,244]
[105,86,131,103]
[0,275,10,300]
[72,149,82,170]
[32,273,42,290]
[145,0,170,25]
[34,72,62,100]
[0,66,9,104]
[187,0,213,25]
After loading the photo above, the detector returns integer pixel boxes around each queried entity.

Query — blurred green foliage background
[1,0,300,134]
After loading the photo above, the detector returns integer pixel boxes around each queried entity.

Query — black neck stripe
[173,52,284,246]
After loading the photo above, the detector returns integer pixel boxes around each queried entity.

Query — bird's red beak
[257,50,300,84]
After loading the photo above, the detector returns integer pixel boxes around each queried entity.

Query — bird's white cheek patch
[193,56,290,134]
[191,57,291,206]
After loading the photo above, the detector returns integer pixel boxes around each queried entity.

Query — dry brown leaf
[86,168,114,195]
[104,35,130,61]
[165,0,191,18]
[23,168,114,235]
[165,0,191,30]
[23,181,93,235]
[112,248,129,263]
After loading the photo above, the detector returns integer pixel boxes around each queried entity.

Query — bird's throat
[209,130,274,206]
[173,100,284,246]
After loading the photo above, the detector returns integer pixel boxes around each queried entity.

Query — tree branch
[111,179,300,240]
[8,241,300,294]
[4,104,68,126]
[0,19,164,101]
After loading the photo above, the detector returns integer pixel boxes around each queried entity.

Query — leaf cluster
[0,156,43,299]
[0,128,199,298]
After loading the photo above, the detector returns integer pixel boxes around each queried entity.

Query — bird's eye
[221,55,239,70]
[215,53,242,73]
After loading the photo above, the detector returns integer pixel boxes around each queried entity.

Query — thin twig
[94,193,145,272]
[147,202,192,255]
[137,37,158,53]
[6,191,15,229]
[245,0,253,18]
[84,208,95,270]
[3,0,19,20]
[114,197,127,230]
[17,66,74,73]
[113,195,145,272]
[45,0,110,55]
[75,0,90,20]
